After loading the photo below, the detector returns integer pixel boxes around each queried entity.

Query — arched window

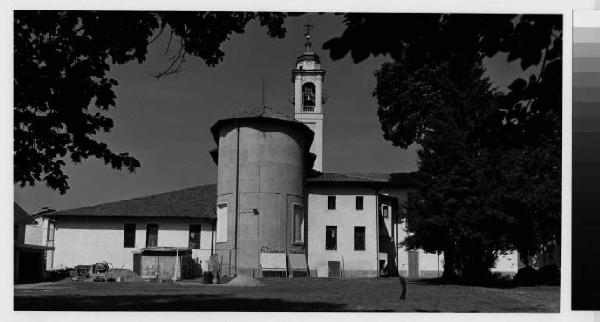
[302,82,315,111]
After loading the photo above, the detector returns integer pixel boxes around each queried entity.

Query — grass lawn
[14,277,559,312]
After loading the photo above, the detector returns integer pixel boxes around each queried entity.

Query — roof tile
[50,184,216,219]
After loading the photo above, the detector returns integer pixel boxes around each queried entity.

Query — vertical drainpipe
[303,174,309,276]
[396,204,399,276]
[285,192,289,277]
[210,219,215,255]
[256,129,266,273]
[233,123,241,277]
[375,187,380,278]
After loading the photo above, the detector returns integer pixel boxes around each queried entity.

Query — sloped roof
[14,202,36,225]
[50,184,216,219]
[306,172,418,186]
[296,51,321,64]
[209,106,316,170]
[209,106,314,144]
[229,105,298,122]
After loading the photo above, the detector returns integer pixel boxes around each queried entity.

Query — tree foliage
[14,11,289,193]
[323,13,561,282]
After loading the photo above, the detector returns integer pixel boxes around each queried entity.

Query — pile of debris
[70,262,126,282]
[225,276,263,287]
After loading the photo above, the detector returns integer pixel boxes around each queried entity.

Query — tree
[322,13,561,282]
[14,11,289,193]
[375,58,509,282]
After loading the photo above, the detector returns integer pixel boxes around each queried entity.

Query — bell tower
[292,22,326,171]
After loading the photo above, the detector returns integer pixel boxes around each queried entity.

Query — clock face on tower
[302,82,316,110]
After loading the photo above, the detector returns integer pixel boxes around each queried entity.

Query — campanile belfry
[292,22,326,171]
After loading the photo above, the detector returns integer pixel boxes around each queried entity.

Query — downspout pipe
[233,123,241,276]
[211,219,215,255]
[303,179,309,276]
[375,186,381,278]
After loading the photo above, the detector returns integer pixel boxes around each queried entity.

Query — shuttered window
[293,204,304,243]
[356,196,364,210]
[382,205,389,218]
[354,226,365,251]
[216,203,228,243]
[189,225,201,249]
[145,224,158,247]
[123,223,135,248]
[326,226,337,250]
[327,196,336,210]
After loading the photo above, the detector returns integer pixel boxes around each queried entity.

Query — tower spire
[293,19,325,171]
[304,20,314,52]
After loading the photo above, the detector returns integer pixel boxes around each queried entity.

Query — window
[47,221,55,242]
[216,203,228,242]
[327,196,336,210]
[189,225,201,249]
[302,82,316,110]
[326,226,337,250]
[293,204,304,243]
[123,223,135,248]
[145,224,158,247]
[354,227,365,251]
[356,196,364,210]
[382,205,389,218]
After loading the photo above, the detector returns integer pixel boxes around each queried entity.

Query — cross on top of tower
[304,20,314,52]
[304,21,313,36]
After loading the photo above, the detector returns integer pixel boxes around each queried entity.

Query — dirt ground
[13,277,559,312]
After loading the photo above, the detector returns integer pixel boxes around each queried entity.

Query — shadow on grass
[14,293,346,311]
[410,277,520,289]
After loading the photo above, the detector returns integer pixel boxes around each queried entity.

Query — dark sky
[14,13,538,213]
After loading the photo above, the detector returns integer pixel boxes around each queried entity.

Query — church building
[44,29,518,279]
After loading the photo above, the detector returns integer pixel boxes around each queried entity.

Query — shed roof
[140,247,193,256]
[306,172,418,186]
[50,184,216,219]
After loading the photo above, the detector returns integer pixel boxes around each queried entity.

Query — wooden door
[328,261,341,277]
[408,250,419,278]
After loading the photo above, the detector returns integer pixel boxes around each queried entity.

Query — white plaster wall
[307,186,379,277]
[24,217,50,246]
[295,118,323,171]
[419,251,444,276]
[395,247,443,277]
[24,217,55,270]
[24,221,44,246]
[295,73,324,172]
[53,217,214,271]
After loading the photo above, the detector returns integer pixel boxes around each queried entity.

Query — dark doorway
[133,253,141,275]
[18,251,43,282]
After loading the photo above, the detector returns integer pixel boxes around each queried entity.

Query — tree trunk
[441,248,458,282]
[519,247,530,267]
